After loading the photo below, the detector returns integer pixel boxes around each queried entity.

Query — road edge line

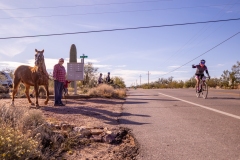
[158,92,240,120]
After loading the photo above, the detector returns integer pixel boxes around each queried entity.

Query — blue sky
[0,0,239,86]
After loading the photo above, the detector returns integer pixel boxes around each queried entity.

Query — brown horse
[11,49,49,107]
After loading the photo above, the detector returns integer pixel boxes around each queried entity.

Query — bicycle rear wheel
[201,82,208,99]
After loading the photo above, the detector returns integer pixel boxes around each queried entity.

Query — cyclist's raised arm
[192,64,196,68]
[206,69,210,78]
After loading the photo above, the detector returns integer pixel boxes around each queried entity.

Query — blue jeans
[54,80,64,104]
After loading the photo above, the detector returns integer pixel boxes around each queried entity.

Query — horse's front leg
[44,85,49,105]
[25,84,34,105]
[34,85,40,107]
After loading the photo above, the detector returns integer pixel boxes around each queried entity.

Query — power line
[1,3,240,20]
[1,17,240,40]
[150,0,238,80]
[158,31,240,78]
[0,0,171,10]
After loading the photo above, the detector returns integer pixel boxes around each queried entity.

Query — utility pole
[147,71,150,89]
[139,75,142,86]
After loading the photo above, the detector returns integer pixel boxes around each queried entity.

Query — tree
[83,62,98,88]
[112,76,126,88]
[231,61,240,83]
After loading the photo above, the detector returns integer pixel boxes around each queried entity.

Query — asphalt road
[120,88,240,160]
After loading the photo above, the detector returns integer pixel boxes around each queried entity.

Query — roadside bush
[88,84,126,98]
[114,89,127,98]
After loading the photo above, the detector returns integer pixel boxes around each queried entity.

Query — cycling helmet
[200,59,205,64]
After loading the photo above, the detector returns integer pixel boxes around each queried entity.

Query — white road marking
[158,93,240,120]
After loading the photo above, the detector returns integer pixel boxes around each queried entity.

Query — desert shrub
[82,88,88,94]
[0,126,41,160]
[88,84,126,98]
[21,110,45,132]
[0,105,26,128]
[114,89,127,98]
[0,85,8,93]
[68,87,74,93]
[0,93,10,98]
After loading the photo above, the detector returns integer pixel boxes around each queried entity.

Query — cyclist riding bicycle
[192,59,211,93]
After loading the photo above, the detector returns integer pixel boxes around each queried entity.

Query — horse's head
[35,49,44,66]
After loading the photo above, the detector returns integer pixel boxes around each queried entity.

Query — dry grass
[88,84,126,98]
[0,105,86,159]
[22,110,45,132]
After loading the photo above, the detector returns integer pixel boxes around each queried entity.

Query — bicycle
[196,77,209,99]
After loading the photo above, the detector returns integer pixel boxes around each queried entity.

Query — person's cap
[59,58,64,62]
[108,72,110,74]
[100,73,102,75]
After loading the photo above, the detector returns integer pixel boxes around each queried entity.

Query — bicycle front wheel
[202,82,208,99]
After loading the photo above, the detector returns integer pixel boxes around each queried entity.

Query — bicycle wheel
[196,86,200,98]
[201,82,208,99]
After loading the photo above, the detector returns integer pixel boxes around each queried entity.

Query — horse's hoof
[35,105,40,109]
[44,101,48,105]
[31,102,35,105]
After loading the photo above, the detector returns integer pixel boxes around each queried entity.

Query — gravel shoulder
[0,97,139,160]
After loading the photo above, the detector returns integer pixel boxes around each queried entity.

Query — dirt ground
[0,97,139,160]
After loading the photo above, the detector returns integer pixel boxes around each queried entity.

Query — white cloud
[0,61,27,69]
[94,64,112,68]
[168,65,180,68]
[0,38,39,57]
[0,58,62,70]
[115,65,126,68]
[107,69,167,86]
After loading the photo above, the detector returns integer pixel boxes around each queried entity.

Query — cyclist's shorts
[195,75,206,81]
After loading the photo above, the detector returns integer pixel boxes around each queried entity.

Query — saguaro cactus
[69,44,77,88]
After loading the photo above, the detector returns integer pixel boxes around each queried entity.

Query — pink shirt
[53,64,66,82]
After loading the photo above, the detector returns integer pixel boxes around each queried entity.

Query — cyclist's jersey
[192,65,209,75]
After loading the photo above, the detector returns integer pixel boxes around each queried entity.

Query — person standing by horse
[53,58,66,106]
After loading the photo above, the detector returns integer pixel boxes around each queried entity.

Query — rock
[103,134,115,144]
[73,126,92,137]
[92,135,102,142]
[61,124,73,131]
[55,125,61,130]
[82,130,91,137]
[106,130,117,138]
[73,127,83,132]
[91,129,103,135]
[76,134,85,139]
